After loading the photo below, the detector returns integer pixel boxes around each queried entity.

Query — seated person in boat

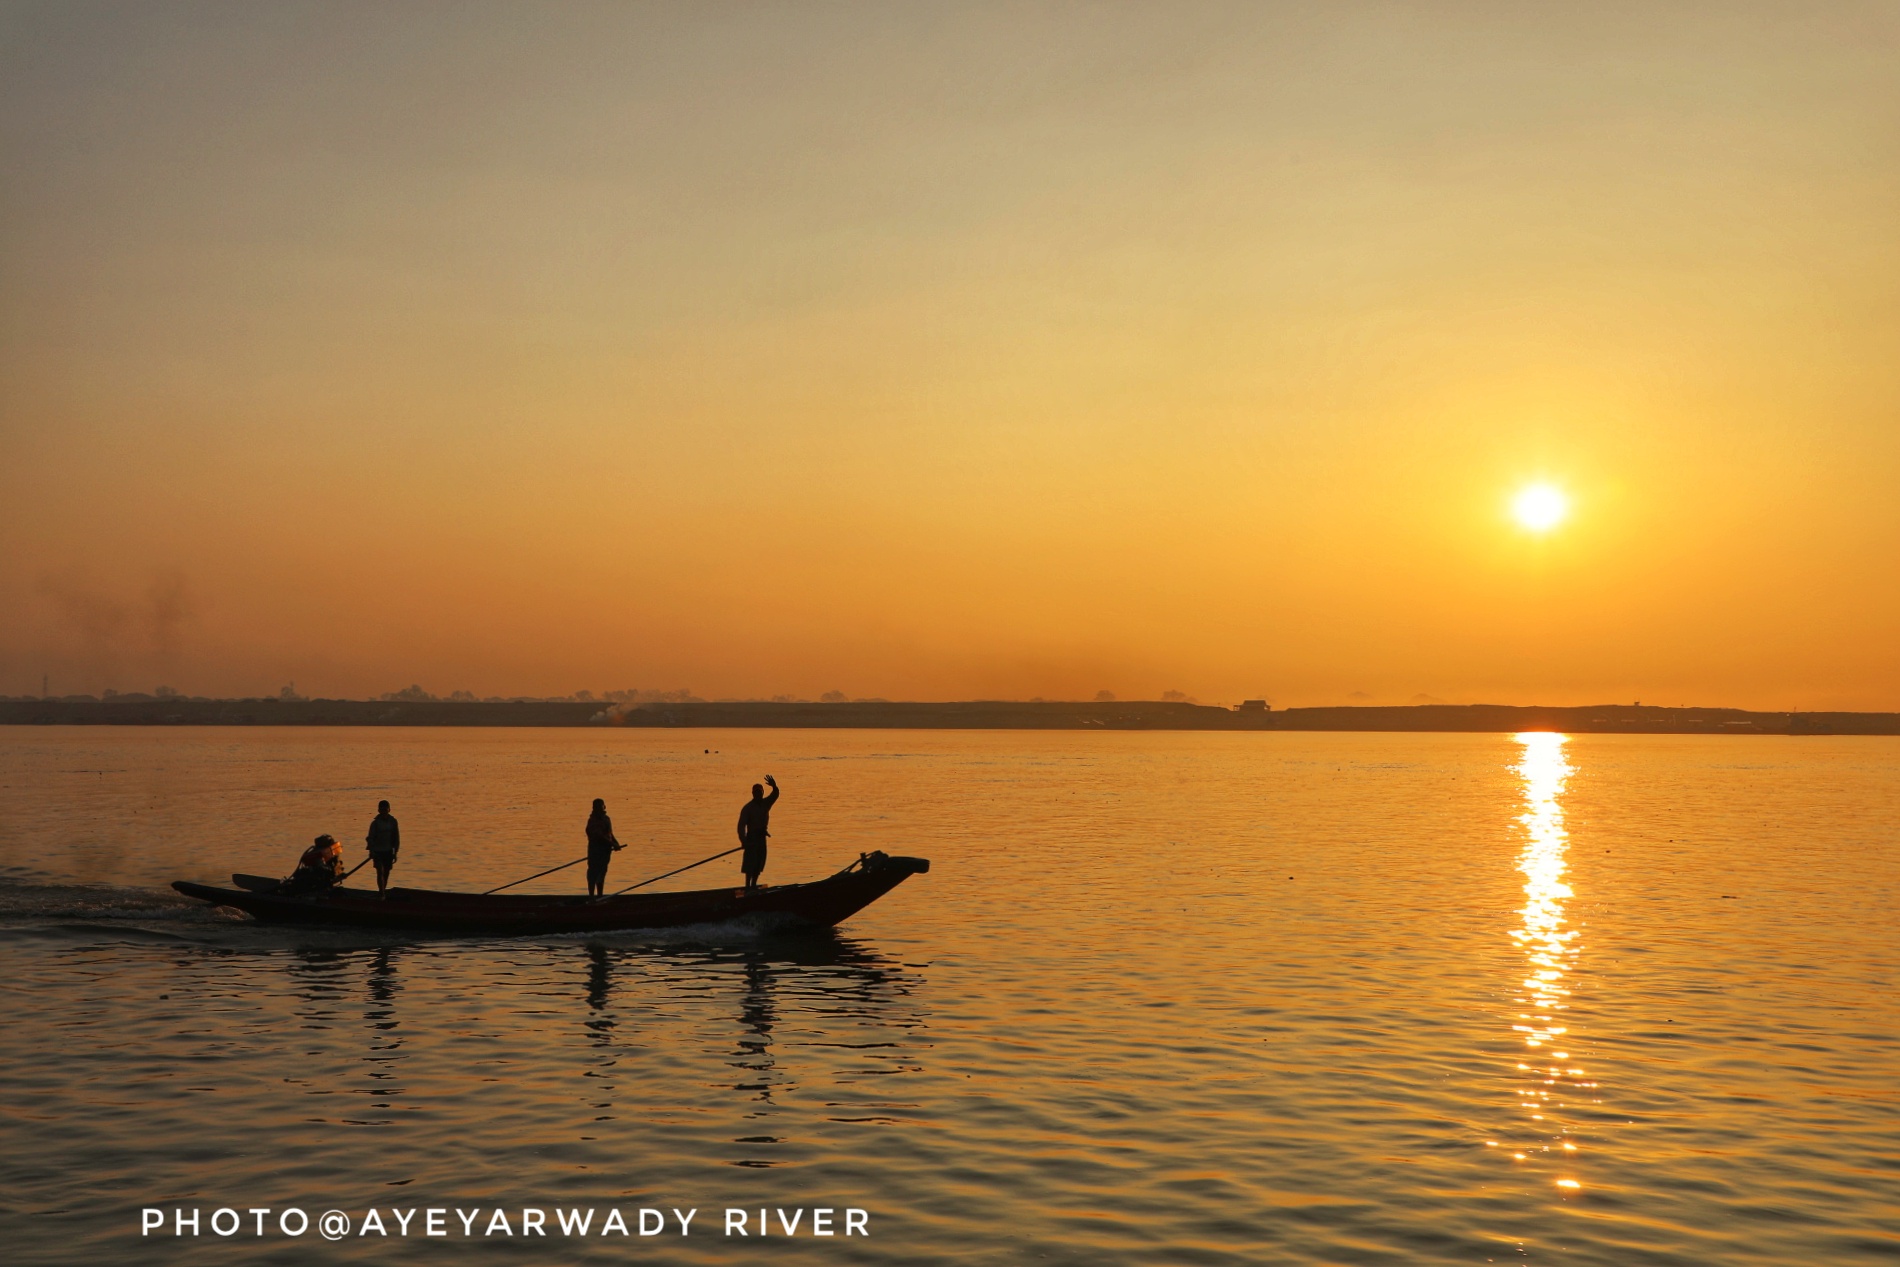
[286,834,345,892]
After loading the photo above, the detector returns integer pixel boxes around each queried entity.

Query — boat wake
[0,880,249,942]
[0,879,232,921]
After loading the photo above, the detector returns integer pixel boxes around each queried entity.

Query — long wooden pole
[612,845,741,896]
[483,855,589,896]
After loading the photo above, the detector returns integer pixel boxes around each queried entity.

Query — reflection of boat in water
[170,852,929,936]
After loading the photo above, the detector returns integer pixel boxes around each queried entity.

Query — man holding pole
[586,798,623,897]
[736,775,779,891]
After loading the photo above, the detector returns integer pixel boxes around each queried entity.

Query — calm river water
[0,726,1895,1264]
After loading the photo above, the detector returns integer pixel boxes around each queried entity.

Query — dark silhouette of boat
[171,852,929,936]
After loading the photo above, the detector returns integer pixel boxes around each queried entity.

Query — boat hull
[172,855,928,936]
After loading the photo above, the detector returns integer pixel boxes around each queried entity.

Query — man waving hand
[736,775,779,891]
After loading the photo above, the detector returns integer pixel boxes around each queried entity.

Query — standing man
[736,775,779,891]
[586,798,623,897]
[365,800,400,899]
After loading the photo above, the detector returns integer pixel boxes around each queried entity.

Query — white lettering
[249,1209,271,1236]
[486,1209,512,1236]
[396,1209,418,1236]
[279,1209,308,1237]
[141,1210,163,1236]
[359,1209,386,1236]
[639,1208,664,1236]
[176,1209,199,1236]
[425,1209,446,1237]
[455,1210,477,1236]
[673,1208,697,1235]
[522,1209,546,1236]
[725,1209,748,1236]
[211,1208,239,1237]
[777,1209,804,1235]
[847,1208,869,1236]
[555,1208,592,1236]
[602,1209,628,1236]
[813,1208,833,1236]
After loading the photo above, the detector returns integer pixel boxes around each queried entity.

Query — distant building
[1236,699,1269,712]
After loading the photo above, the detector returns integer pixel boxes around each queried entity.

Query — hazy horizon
[5,3,1897,709]
[9,683,1880,715]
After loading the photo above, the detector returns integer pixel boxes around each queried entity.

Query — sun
[1512,483,1569,532]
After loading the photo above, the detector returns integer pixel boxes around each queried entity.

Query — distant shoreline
[1,699,1893,735]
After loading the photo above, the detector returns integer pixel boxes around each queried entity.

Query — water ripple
[0,727,1895,1263]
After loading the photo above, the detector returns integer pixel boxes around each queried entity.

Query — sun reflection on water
[1506,731,1588,1192]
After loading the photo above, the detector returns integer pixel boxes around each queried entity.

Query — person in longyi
[736,774,779,891]
[364,799,400,899]
[585,798,623,897]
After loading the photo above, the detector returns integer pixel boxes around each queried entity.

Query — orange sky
[3,4,1897,709]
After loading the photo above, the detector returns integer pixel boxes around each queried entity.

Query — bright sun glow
[1512,483,1569,532]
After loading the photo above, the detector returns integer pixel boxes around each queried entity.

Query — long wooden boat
[171,851,929,936]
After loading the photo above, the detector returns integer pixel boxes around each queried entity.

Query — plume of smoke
[143,572,194,653]
[35,569,198,652]
[601,688,702,704]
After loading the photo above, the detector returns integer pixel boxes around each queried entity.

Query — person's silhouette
[585,798,623,897]
[365,800,400,898]
[736,775,779,891]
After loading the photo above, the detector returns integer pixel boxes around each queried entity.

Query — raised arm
[763,774,780,807]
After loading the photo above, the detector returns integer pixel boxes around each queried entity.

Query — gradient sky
[3,2,1896,707]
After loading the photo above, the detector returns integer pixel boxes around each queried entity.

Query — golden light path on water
[1505,731,1590,1193]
